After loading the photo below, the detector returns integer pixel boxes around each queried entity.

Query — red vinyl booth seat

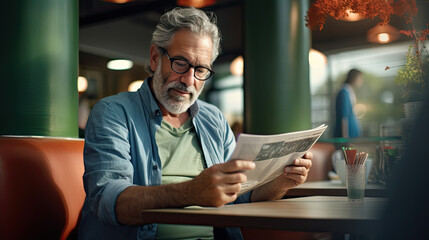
[0,136,85,240]
[0,136,334,240]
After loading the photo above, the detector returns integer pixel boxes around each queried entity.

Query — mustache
[166,81,196,96]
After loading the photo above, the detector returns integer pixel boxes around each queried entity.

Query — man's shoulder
[196,99,219,109]
[100,91,137,104]
[93,91,143,117]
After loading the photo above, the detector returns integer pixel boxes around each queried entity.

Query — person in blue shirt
[78,7,313,240]
[334,69,364,138]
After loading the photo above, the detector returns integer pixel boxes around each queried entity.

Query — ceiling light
[128,80,144,92]
[177,0,216,8]
[78,76,88,92]
[339,9,363,22]
[102,0,134,4]
[107,59,133,70]
[230,56,244,76]
[367,23,399,44]
[309,49,327,68]
[377,33,390,43]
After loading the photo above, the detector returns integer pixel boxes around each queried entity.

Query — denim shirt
[78,78,251,240]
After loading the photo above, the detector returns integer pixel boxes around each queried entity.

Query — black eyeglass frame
[158,47,215,81]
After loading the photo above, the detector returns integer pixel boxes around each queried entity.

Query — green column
[244,0,311,134]
[1,0,79,137]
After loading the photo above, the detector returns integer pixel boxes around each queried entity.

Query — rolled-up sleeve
[83,100,135,226]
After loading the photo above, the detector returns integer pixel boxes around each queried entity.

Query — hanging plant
[305,0,394,31]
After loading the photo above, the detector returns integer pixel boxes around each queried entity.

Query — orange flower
[419,29,429,41]
[393,0,418,23]
[399,26,429,42]
[399,30,413,38]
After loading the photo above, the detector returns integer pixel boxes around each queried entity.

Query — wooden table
[141,196,387,234]
[285,180,387,197]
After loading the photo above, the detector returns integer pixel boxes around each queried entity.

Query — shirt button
[152,165,158,170]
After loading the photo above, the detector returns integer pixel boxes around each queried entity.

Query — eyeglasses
[159,47,215,81]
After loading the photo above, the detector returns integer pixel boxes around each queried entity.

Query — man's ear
[149,44,160,72]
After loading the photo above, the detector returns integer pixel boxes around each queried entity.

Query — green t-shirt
[155,118,214,240]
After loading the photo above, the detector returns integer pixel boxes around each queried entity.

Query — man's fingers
[221,159,255,173]
[221,172,247,184]
[304,151,313,159]
[285,165,308,175]
[221,183,242,194]
[284,172,307,183]
[293,158,312,169]
[193,160,253,207]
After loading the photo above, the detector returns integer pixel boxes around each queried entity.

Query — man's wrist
[167,180,197,206]
[251,176,290,202]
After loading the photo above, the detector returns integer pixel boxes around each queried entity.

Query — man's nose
[181,68,196,87]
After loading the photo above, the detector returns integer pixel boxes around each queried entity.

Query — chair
[0,136,85,240]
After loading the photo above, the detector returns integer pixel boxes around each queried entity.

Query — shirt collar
[189,101,199,118]
[344,83,357,105]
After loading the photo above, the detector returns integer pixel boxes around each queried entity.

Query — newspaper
[231,124,328,196]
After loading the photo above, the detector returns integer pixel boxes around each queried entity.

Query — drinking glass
[346,164,366,202]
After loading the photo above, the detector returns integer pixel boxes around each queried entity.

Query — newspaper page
[231,124,328,196]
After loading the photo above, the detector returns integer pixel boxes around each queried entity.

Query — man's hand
[280,151,313,189]
[251,151,313,202]
[187,160,256,207]
[116,159,255,225]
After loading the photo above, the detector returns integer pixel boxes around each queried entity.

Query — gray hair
[146,7,221,75]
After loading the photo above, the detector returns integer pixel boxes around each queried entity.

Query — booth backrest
[306,142,336,182]
[0,137,85,240]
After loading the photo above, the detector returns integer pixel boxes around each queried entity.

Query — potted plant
[391,44,428,119]
[385,0,429,120]
[394,46,427,100]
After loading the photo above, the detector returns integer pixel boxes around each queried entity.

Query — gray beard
[152,64,204,114]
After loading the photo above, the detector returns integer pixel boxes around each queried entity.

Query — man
[78,7,312,240]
